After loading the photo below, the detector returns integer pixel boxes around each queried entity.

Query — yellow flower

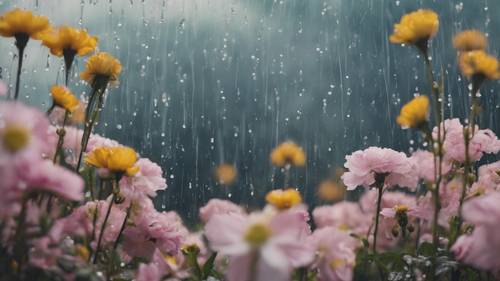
[50,85,80,112]
[215,163,237,185]
[317,180,345,202]
[2,125,30,153]
[0,9,50,40]
[265,188,302,210]
[389,9,439,46]
[270,141,306,167]
[244,223,272,248]
[459,50,500,80]
[41,26,98,57]
[80,52,122,85]
[396,95,430,129]
[85,146,139,176]
[394,204,409,215]
[453,30,487,52]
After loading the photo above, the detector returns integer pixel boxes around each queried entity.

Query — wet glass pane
[0,0,498,224]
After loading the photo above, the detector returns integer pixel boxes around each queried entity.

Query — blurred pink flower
[452,192,500,271]
[341,147,418,190]
[434,119,500,163]
[136,249,186,281]
[123,206,187,259]
[86,198,127,249]
[199,198,245,223]
[410,150,452,182]
[205,211,314,281]
[312,202,370,235]
[137,263,163,281]
[360,190,417,250]
[471,161,500,193]
[307,227,358,281]
[120,158,167,202]
[413,179,461,228]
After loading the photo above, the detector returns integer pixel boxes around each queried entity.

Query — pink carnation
[119,158,167,202]
[451,192,500,271]
[434,119,500,163]
[199,199,245,223]
[205,211,314,281]
[123,206,187,259]
[341,147,418,190]
[307,227,358,281]
[410,150,452,182]
[312,202,370,235]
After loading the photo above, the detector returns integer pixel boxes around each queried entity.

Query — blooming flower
[270,141,306,167]
[341,147,418,190]
[50,85,80,112]
[205,211,314,281]
[410,150,452,182]
[199,198,245,223]
[85,146,139,176]
[434,119,500,163]
[80,52,122,85]
[453,30,488,52]
[119,158,167,202]
[41,26,98,57]
[265,188,302,210]
[0,9,50,40]
[122,200,187,259]
[312,202,370,235]
[215,163,237,185]
[396,95,430,129]
[451,192,500,271]
[459,50,500,80]
[389,9,439,46]
[308,227,358,281]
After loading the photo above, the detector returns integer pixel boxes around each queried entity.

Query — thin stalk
[113,203,132,250]
[89,179,105,261]
[283,164,291,188]
[76,85,107,172]
[93,191,117,264]
[53,111,70,163]
[372,183,384,254]
[13,198,28,271]
[13,35,28,100]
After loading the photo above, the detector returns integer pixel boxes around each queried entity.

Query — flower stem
[113,203,132,250]
[283,164,291,188]
[13,36,28,100]
[93,191,117,264]
[76,84,107,173]
[53,111,70,163]
[372,183,384,254]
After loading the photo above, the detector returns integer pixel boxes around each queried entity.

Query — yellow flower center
[244,223,272,247]
[329,258,345,270]
[337,223,350,232]
[2,125,30,152]
[394,204,409,215]
[265,188,302,210]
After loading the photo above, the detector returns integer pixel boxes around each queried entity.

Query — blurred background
[0,0,498,224]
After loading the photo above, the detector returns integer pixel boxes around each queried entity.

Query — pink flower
[474,161,500,192]
[308,227,358,281]
[0,101,55,159]
[205,211,314,281]
[341,147,418,190]
[199,199,245,223]
[49,204,94,242]
[413,179,462,228]
[451,192,500,271]
[312,202,370,235]
[360,190,417,250]
[410,150,452,182]
[136,250,186,281]
[434,119,500,163]
[86,198,127,249]
[123,206,187,259]
[137,263,163,281]
[119,158,167,202]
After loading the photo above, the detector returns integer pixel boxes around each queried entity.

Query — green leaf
[417,242,436,257]
[202,252,217,279]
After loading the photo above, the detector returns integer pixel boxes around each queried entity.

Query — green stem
[13,35,28,100]
[53,111,70,163]
[93,191,117,264]
[372,183,384,254]
[113,203,132,250]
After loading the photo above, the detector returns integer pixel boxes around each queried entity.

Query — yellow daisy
[0,9,50,40]
[396,95,430,129]
[85,146,139,176]
[80,52,122,86]
[265,188,302,210]
[50,85,80,112]
[390,9,439,49]
[41,26,98,57]
[453,30,488,52]
[270,141,306,167]
[459,50,500,80]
